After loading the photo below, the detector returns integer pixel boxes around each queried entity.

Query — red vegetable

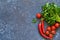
[49,34,53,39]
[41,20,45,33]
[45,31,50,35]
[47,26,51,31]
[51,26,56,30]
[36,13,41,19]
[54,23,59,28]
[38,23,50,39]
[51,30,56,35]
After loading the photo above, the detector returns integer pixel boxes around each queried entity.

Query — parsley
[42,3,60,25]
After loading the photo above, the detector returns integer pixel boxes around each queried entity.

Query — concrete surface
[0,0,60,40]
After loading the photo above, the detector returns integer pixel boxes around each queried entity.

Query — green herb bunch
[42,3,60,25]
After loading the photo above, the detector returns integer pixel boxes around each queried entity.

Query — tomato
[36,13,41,19]
[51,30,56,35]
[45,31,50,35]
[49,34,53,38]
[54,23,59,28]
[47,26,51,31]
[51,26,56,30]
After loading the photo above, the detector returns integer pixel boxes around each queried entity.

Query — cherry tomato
[51,30,56,35]
[47,26,51,31]
[36,13,41,19]
[51,26,56,30]
[49,34,53,38]
[45,31,50,35]
[54,23,59,28]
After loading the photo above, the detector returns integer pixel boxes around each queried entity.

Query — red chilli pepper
[38,23,50,39]
[41,20,45,33]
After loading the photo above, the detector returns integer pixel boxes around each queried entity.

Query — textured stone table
[0,0,60,40]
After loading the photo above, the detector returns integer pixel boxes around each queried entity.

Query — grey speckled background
[0,0,60,40]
